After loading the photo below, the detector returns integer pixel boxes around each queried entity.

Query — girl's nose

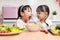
[29,13,32,16]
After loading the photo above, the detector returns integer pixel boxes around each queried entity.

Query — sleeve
[16,19,26,28]
[16,20,21,27]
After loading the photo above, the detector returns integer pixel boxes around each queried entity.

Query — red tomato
[0,30,6,33]
[0,30,11,33]
[0,30,2,33]
[7,30,11,33]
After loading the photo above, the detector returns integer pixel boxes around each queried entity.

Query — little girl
[36,5,52,33]
[16,5,32,28]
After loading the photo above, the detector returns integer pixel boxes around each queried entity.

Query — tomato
[7,30,11,33]
[0,30,6,33]
[0,30,2,33]
[0,29,11,33]
[6,29,11,33]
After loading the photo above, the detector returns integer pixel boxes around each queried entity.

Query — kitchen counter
[0,31,60,40]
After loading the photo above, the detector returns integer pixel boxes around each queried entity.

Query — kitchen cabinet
[2,7,18,25]
[0,18,3,24]
[3,20,17,25]
[2,7,18,19]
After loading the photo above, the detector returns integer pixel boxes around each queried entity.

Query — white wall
[0,0,60,20]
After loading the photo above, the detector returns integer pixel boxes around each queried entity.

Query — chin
[27,19,30,21]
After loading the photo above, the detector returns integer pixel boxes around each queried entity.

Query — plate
[0,32,21,36]
[51,30,60,36]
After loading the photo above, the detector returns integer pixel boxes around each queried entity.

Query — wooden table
[0,31,60,40]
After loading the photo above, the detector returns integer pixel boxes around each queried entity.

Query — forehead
[36,9,47,13]
[37,11,48,16]
[27,7,31,10]
[23,8,32,13]
[36,6,46,12]
[36,8,41,12]
[24,8,32,11]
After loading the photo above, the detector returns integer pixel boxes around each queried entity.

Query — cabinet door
[2,7,18,19]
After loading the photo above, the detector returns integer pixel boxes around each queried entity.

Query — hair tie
[43,6,45,11]
[20,5,24,12]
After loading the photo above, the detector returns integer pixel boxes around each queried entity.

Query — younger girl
[36,5,52,33]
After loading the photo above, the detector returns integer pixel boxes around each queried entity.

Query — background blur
[0,0,60,25]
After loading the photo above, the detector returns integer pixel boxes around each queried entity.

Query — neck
[20,18,27,23]
[40,19,45,23]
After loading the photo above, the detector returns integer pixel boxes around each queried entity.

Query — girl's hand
[40,27,48,34]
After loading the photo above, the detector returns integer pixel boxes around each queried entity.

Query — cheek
[25,14,29,17]
[37,14,44,19]
[25,15,28,18]
[39,15,42,19]
[23,14,28,19]
[37,14,41,19]
[25,14,31,20]
[40,15,45,19]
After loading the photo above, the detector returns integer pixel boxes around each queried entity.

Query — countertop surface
[0,31,60,40]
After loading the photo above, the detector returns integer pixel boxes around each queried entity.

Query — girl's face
[37,11,48,20]
[21,8,32,22]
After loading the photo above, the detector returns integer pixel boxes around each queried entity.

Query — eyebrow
[27,8,31,11]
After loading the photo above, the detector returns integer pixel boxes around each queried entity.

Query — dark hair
[18,5,32,18]
[36,5,49,16]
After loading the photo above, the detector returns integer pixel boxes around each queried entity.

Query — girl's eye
[37,12,40,14]
[27,8,31,12]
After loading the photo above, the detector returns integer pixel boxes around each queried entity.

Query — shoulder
[16,19,22,24]
[46,19,52,26]
[16,19,21,22]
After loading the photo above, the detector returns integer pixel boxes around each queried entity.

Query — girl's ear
[20,12,24,17]
[45,12,48,15]
[45,12,48,18]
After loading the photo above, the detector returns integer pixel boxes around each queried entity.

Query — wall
[0,0,60,21]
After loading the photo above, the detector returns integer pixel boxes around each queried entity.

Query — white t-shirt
[41,20,52,29]
[16,19,26,28]
[41,22,50,29]
[35,19,52,29]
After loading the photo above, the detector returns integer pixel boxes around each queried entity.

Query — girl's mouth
[29,16,31,19]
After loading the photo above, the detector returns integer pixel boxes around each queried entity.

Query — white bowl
[26,23,41,32]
